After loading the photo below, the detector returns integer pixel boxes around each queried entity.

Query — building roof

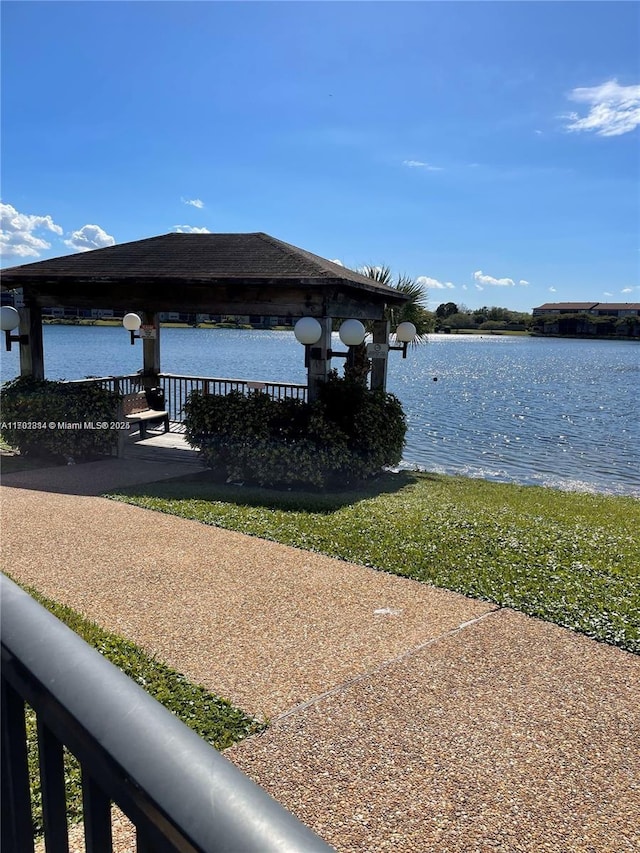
[534,302,599,311]
[1,232,409,319]
[534,302,640,311]
[591,303,640,310]
[0,232,401,296]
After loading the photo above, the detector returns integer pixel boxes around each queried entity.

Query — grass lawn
[10,580,264,834]
[109,471,640,654]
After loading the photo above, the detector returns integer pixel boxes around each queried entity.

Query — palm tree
[344,265,433,384]
[362,265,433,338]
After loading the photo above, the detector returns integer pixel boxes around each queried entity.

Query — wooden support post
[307,317,332,403]
[370,320,389,391]
[19,305,44,379]
[141,311,160,390]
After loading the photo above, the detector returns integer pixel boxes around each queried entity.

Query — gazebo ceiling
[0,232,409,320]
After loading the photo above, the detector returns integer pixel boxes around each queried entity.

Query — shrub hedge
[0,376,120,461]
[184,372,406,489]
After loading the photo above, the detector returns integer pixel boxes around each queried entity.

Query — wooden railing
[66,374,308,422]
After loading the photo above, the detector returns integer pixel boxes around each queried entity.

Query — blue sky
[1,1,639,313]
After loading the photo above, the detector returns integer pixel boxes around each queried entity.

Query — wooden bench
[122,391,170,440]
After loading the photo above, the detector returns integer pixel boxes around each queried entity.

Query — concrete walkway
[1,460,638,852]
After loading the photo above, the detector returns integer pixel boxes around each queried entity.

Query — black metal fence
[67,374,308,423]
[1,575,334,853]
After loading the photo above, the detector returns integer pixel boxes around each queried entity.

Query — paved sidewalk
[0,452,205,496]
[1,464,638,852]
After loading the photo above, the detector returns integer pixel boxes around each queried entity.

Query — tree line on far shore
[432,302,638,337]
[434,301,531,332]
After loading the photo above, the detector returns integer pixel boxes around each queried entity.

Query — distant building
[533,302,640,317]
[0,291,295,328]
[589,303,640,317]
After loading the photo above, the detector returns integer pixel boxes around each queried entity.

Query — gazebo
[0,232,410,401]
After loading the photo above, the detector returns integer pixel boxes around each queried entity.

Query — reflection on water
[1,329,638,496]
[389,335,639,497]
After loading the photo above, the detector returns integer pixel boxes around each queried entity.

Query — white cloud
[64,224,115,253]
[563,79,640,137]
[329,258,344,266]
[402,160,443,171]
[182,197,204,208]
[0,202,63,258]
[603,291,613,296]
[548,286,557,293]
[173,225,211,234]
[475,284,484,291]
[534,130,543,135]
[621,287,635,293]
[416,275,455,290]
[473,270,516,287]
[461,284,468,291]
[519,279,529,286]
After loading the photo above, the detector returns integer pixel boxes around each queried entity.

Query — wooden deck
[124,422,206,467]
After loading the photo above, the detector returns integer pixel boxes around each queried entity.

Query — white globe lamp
[1,306,20,332]
[294,317,322,345]
[123,312,142,346]
[395,321,416,343]
[1,305,25,352]
[395,321,417,359]
[338,319,366,347]
[123,313,142,332]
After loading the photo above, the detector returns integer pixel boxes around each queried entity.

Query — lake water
[1,327,638,497]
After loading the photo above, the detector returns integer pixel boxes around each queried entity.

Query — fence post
[1,679,34,853]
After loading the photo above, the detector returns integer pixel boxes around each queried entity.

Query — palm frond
[360,264,393,286]
[393,274,428,308]
[359,262,434,341]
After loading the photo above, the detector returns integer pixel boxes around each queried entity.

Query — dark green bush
[184,372,407,489]
[0,376,120,461]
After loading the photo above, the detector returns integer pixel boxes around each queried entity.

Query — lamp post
[123,312,142,345]
[122,311,160,386]
[392,322,417,358]
[293,317,323,367]
[293,318,367,362]
[1,306,28,352]
[294,316,416,394]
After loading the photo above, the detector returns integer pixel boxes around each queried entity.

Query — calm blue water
[1,327,638,497]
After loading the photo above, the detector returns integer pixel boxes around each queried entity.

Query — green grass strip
[9,579,264,834]
[108,472,640,653]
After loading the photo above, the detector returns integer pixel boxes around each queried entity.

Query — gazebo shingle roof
[1,232,403,296]
[1,232,409,319]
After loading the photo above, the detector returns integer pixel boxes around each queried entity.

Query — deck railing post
[82,771,113,853]
[1,677,35,853]
[37,720,70,853]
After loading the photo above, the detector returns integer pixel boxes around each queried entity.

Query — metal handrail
[1,575,334,852]
[62,374,308,422]
[159,372,306,390]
